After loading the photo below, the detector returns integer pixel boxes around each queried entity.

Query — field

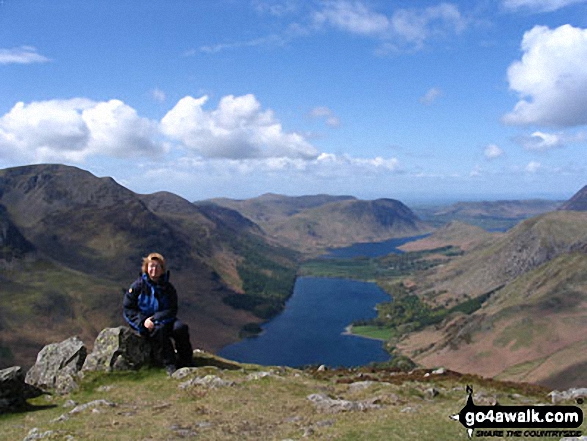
[350,325,394,341]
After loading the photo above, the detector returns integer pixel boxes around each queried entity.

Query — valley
[0,164,427,369]
[1,163,586,396]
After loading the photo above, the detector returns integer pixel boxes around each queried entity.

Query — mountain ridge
[203,194,431,253]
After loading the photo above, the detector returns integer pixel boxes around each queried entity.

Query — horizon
[1,1,586,202]
[0,161,575,206]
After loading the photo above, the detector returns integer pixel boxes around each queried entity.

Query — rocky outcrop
[25,336,87,395]
[81,326,160,372]
[0,366,44,413]
[24,327,166,396]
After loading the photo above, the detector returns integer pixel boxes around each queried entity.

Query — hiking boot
[165,364,177,376]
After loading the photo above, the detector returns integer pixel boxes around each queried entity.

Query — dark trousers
[150,320,193,367]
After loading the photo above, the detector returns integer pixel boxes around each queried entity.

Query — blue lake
[322,234,429,259]
[218,235,427,367]
[218,277,391,367]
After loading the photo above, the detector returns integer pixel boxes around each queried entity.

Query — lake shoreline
[218,276,391,367]
[218,234,426,367]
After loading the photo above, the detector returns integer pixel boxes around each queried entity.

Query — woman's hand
[144,317,155,331]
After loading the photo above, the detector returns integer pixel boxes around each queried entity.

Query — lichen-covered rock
[178,375,236,390]
[82,326,156,372]
[307,393,381,413]
[25,336,86,394]
[549,388,587,404]
[0,366,44,413]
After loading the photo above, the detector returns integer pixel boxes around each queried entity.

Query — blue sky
[1,0,587,203]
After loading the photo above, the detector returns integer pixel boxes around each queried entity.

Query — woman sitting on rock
[123,252,194,375]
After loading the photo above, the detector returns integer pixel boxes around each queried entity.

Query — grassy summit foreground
[1,353,582,441]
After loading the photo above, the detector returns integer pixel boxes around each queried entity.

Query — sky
[1,0,587,204]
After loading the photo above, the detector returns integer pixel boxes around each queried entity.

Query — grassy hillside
[2,356,575,441]
[0,259,120,368]
[398,251,587,389]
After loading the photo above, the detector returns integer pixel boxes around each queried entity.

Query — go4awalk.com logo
[450,386,583,438]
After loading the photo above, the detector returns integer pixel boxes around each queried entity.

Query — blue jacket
[123,272,178,335]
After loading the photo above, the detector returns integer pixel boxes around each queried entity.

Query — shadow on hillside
[542,360,587,390]
[7,403,58,415]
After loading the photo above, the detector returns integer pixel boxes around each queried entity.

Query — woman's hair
[142,252,166,273]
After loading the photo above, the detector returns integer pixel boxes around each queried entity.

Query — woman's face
[147,260,164,281]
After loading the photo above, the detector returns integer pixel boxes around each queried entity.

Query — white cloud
[161,94,319,159]
[503,24,587,127]
[502,0,587,12]
[130,149,402,200]
[82,100,163,158]
[309,106,341,127]
[484,144,505,159]
[312,1,467,51]
[309,106,332,117]
[390,3,466,49]
[325,117,340,128]
[198,34,287,54]
[253,0,298,17]
[194,2,466,57]
[313,1,390,36]
[0,46,50,65]
[516,131,563,151]
[0,94,403,196]
[358,156,399,170]
[0,99,164,163]
[470,164,482,177]
[419,87,443,105]
[320,153,400,171]
[514,130,586,151]
[525,160,541,172]
[151,88,166,103]
[0,99,93,162]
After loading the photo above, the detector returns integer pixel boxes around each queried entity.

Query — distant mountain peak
[559,185,587,211]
